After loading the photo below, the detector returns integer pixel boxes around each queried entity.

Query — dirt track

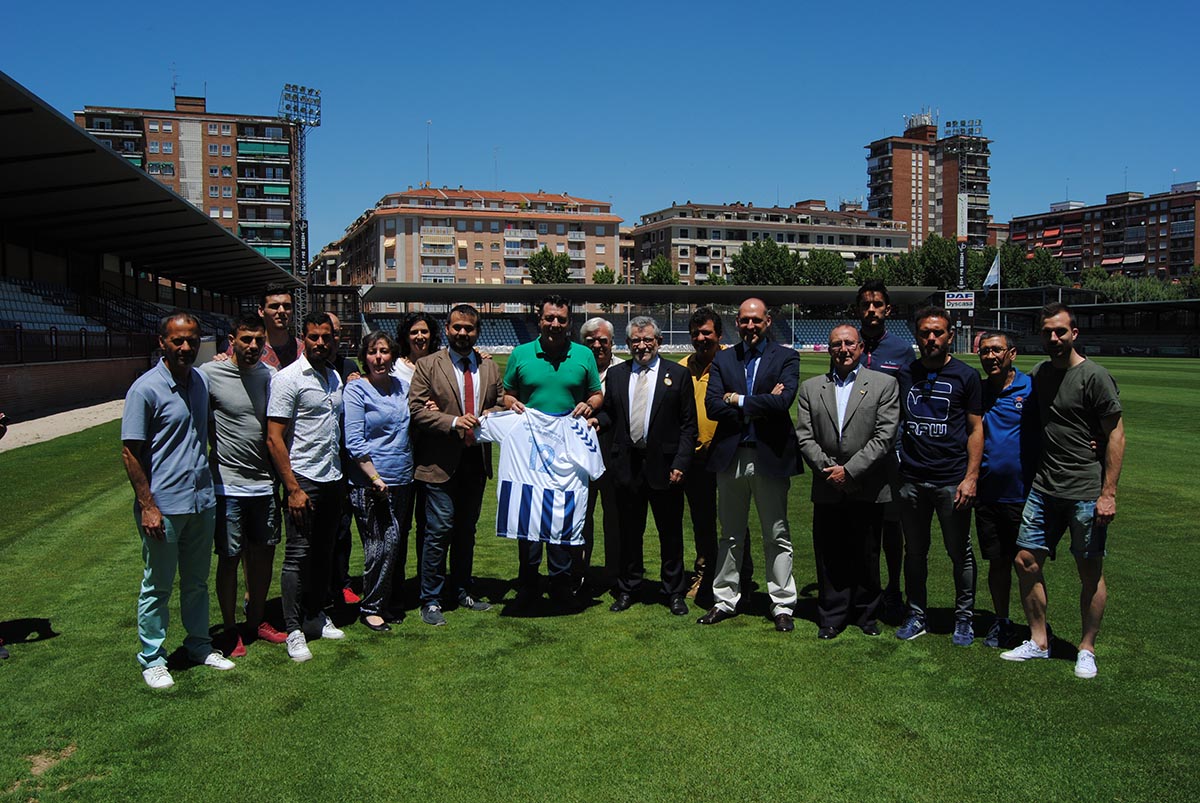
[0,400,124,453]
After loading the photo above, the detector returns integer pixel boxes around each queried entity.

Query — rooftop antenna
[493,146,500,190]
[170,63,178,97]
[1124,166,1128,191]
[426,120,432,186]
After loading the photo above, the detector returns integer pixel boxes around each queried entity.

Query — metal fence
[0,326,157,365]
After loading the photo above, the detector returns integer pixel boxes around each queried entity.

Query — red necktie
[462,356,476,445]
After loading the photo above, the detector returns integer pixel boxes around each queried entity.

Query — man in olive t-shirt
[1001,303,1125,680]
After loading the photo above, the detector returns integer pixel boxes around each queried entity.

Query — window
[162,121,173,132]
[474,261,484,270]
[209,186,219,197]
[92,117,112,130]
[384,219,396,233]
[473,221,483,232]
[712,230,722,240]
[162,142,173,154]
[222,186,233,198]
[456,220,467,231]
[596,225,606,236]
[491,242,500,251]
[208,166,218,176]
[221,165,232,177]
[208,123,218,135]
[222,208,233,219]
[221,123,231,135]
[679,263,690,275]
[243,126,256,137]
[538,223,548,234]
[678,228,689,239]
[556,243,566,253]
[148,162,160,174]
[458,258,468,269]
[491,261,500,271]
[679,246,690,256]
[490,222,500,233]
[244,188,257,198]
[265,126,283,139]
[221,144,232,156]
[209,207,220,218]
[556,223,565,234]
[595,244,606,255]
[149,141,160,154]
[148,120,159,132]
[208,144,219,155]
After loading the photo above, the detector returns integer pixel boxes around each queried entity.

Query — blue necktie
[742,345,759,443]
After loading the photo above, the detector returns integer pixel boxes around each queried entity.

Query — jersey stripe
[517,484,533,536]
[561,490,576,541]
[539,489,555,540]
[497,480,512,535]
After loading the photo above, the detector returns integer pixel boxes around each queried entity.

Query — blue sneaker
[952,620,974,646]
[895,614,927,640]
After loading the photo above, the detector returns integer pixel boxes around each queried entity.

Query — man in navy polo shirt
[856,280,914,622]
[894,307,983,645]
[975,331,1034,649]
[122,312,236,689]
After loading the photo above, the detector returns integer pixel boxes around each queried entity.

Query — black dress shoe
[861,622,881,637]
[609,592,634,612]
[384,610,405,624]
[774,613,795,632]
[697,606,736,625]
[818,626,840,639]
[668,595,688,616]
[360,615,392,632]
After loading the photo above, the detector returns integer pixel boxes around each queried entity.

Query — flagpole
[996,256,1001,329]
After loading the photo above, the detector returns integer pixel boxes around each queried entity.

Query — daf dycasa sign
[944,291,975,310]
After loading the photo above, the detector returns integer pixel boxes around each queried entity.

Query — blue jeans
[421,461,487,607]
[1017,488,1108,559]
[898,481,976,622]
[136,507,216,668]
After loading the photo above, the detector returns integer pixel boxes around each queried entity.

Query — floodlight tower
[278,83,321,322]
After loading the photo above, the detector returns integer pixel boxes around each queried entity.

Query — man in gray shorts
[201,314,286,657]
[1001,303,1125,679]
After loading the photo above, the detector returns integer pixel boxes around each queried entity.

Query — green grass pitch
[0,355,1196,801]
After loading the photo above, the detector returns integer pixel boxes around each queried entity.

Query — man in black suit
[598,316,697,616]
[699,298,801,632]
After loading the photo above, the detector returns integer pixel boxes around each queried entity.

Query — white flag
[982,253,1001,289]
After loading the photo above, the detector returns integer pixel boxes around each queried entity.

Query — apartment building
[866,112,991,249]
[334,186,621,312]
[73,96,297,271]
[631,199,910,283]
[1009,182,1200,278]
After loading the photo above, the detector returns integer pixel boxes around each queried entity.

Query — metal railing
[0,326,157,365]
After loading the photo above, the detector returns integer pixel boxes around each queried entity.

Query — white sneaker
[286,629,313,662]
[142,665,175,689]
[1001,639,1050,662]
[1074,649,1098,679]
[320,616,345,640]
[201,651,235,671]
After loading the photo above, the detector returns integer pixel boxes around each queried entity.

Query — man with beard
[122,312,235,688]
[894,307,983,646]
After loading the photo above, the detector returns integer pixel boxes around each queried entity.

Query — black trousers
[281,478,345,632]
[812,500,883,630]
[615,450,686,597]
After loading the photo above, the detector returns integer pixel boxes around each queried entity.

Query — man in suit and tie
[796,325,900,639]
[409,304,505,626]
[699,297,801,632]
[599,316,698,616]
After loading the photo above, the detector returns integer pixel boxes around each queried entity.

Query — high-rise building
[632,199,909,284]
[1009,183,1200,278]
[73,96,297,271]
[866,112,991,249]
[332,186,621,313]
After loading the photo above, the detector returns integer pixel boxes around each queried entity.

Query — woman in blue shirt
[343,331,415,632]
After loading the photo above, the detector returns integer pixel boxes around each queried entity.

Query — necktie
[744,346,759,393]
[630,368,650,446]
[461,356,476,446]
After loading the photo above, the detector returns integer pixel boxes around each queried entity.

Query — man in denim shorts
[1001,303,1125,679]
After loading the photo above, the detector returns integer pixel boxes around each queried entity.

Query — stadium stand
[0,278,105,333]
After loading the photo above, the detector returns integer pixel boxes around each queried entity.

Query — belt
[738,441,757,448]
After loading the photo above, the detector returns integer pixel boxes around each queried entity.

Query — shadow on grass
[0,617,58,645]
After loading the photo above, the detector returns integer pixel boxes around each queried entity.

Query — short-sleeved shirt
[1029,359,1122,500]
[267,354,344,483]
[199,358,276,496]
[504,339,601,415]
[859,330,913,378]
[979,368,1033,504]
[897,357,983,486]
[121,360,216,514]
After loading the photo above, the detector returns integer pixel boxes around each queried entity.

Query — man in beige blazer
[409,304,504,626]
[795,324,900,639]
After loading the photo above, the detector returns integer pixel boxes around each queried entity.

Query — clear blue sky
[6,0,1198,253]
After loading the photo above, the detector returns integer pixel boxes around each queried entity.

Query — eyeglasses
[828,340,859,349]
[978,346,1012,356]
[628,337,658,345]
[584,337,611,345]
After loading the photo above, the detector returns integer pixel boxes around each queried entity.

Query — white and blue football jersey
[476,409,606,545]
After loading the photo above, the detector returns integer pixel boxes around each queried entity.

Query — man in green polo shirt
[504,294,603,608]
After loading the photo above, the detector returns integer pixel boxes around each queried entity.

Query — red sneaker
[342,587,361,605]
[220,628,247,658]
[255,622,288,644]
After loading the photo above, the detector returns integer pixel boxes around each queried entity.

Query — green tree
[1023,248,1068,287]
[643,254,680,285]
[918,234,960,289]
[1081,266,1110,294]
[853,258,891,286]
[727,239,800,285]
[591,266,615,285]
[526,246,571,284]
[705,272,728,286]
[890,251,926,287]
[800,249,851,286]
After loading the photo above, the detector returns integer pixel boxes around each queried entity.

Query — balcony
[239,220,291,228]
[568,249,586,260]
[505,266,526,277]
[420,264,455,276]
[567,230,586,241]
[239,196,290,206]
[420,244,456,257]
[568,269,586,280]
[504,247,535,258]
[693,254,710,263]
[503,228,537,240]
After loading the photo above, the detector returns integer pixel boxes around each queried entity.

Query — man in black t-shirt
[895,307,983,646]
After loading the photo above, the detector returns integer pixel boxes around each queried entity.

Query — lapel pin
[663,376,672,386]
[860,389,867,395]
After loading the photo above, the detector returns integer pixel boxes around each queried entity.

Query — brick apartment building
[866,112,991,249]
[325,186,621,313]
[631,199,910,284]
[73,96,297,271]
[1009,182,1200,278]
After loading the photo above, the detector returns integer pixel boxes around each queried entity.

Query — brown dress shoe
[697,606,736,625]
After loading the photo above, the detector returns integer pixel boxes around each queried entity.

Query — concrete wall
[0,357,150,419]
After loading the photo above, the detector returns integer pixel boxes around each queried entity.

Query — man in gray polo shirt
[266,311,346,662]
[200,313,285,657]
[122,312,235,689]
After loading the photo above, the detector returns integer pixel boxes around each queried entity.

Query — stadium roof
[359,283,938,307]
[0,70,299,297]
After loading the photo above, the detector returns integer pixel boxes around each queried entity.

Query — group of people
[121,280,1124,689]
